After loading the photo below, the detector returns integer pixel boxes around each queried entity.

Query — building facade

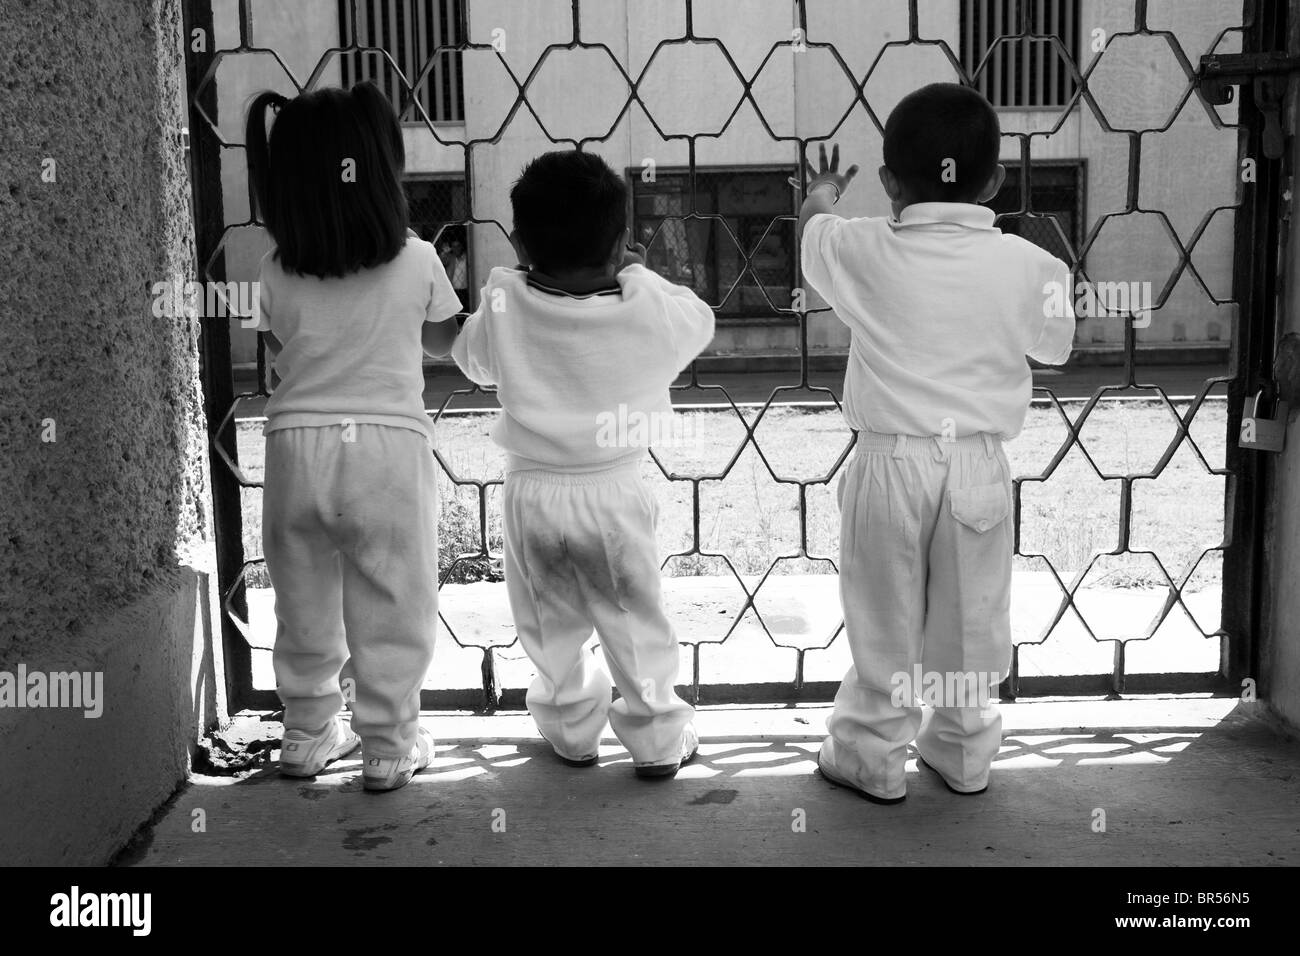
[211,0,1241,369]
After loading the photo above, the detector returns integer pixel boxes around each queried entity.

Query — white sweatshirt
[451,264,715,471]
[801,203,1076,440]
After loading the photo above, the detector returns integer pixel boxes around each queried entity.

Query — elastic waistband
[853,430,1001,460]
[506,458,644,486]
[264,413,434,442]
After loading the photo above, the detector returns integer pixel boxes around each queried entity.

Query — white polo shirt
[451,264,715,471]
[801,203,1075,440]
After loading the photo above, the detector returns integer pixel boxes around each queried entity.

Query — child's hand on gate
[618,241,648,271]
[793,143,860,204]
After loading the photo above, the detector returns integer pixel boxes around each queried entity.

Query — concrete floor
[125,698,1300,867]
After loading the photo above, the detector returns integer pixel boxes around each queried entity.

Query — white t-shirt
[256,237,462,440]
[451,264,715,470]
[801,203,1076,440]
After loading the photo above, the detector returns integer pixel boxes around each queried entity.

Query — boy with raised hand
[799,83,1075,803]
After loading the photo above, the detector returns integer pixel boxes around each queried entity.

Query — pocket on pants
[948,482,1010,534]
[944,480,1012,675]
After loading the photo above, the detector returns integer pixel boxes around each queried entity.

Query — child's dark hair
[883,83,1001,203]
[245,82,408,278]
[510,150,627,275]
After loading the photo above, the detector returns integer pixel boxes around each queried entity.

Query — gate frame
[181,0,1284,714]
[1220,0,1290,694]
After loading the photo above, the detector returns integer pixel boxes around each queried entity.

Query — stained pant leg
[504,473,612,761]
[572,471,692,765]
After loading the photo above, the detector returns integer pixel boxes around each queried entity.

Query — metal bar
[1221,0,1286,689]
[448,0,463,123]
[1047,0,1058,106]
[401,0,417,117]
[183,0,251,711]
[1020,5,1030,107]
[422,0,439,121]
[991,0,1001,105]
[357,0,371,88]
[339,0,352,88]
[1035,0,1045,106]
[387,0,400,105]
[1063,0,1076,102]
[967,0,980,92]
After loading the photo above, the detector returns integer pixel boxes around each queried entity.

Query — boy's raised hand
[796,143,860,203]
[618,241,648,271]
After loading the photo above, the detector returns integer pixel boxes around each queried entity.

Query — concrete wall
[0,0,222,864]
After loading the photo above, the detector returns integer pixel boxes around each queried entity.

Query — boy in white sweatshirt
[452,150,715,777]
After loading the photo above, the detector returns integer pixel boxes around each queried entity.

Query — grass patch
[234,399,1226,590]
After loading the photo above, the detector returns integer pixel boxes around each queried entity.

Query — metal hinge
[1196,52,1300,160]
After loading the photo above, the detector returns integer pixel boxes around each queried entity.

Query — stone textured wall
[0,0,209,664]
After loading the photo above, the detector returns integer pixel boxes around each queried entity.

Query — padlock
[1239,389,1289,453]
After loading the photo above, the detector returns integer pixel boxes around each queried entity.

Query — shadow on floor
[128,703,1299,866]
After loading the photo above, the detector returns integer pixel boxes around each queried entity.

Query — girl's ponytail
[243,84,407,277]
[245,91,288,228]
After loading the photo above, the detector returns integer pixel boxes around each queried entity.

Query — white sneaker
[278,717,360,777]
[634,723,699,779]
[362,727,433,792]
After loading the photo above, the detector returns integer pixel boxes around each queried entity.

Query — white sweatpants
[822,431,1013,799]
[502,462,694,765]
[263,424,438,758]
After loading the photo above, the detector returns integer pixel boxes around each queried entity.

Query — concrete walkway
[124,699,1300,866]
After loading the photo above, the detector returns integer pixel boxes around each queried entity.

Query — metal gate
[182,0,1286,712]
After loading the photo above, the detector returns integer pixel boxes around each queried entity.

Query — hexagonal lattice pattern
[192,0,1250,707]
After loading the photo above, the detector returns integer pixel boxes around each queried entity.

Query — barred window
[960,0,1080,108]
[338,0,465,123]
[987,161,1084,264]
[631,167,796,319]
[405,175,470,304]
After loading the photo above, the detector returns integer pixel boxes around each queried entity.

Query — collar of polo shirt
[890,202,999,231]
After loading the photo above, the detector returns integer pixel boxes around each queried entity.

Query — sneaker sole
[279,735,360,778]
[363,769,415,792]
[556,753,600,768]
[816,755,906,805]
[916,755,988,795]
[634,744,699,779]
[537,730,599,768]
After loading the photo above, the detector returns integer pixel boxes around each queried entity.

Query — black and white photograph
[1,0,1297,923]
